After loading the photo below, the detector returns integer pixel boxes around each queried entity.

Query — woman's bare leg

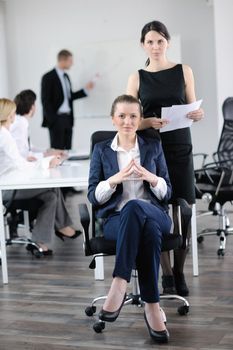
[102,277,127,312]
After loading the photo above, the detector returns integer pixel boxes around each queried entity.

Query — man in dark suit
[41,49,94,150]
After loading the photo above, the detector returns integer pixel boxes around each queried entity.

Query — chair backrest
[90,129,160,155]
[222,97,233,121]
[216,97,233,164]
[90,131,117,154]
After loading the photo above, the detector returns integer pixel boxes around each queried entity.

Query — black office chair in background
[195,97,233,256]
[195,161,233,256]
[79,131,191,333]
[3,190,44,257]
[213,97,233,164]
[194,97,233,168]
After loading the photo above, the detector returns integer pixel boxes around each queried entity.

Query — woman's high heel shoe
[26,244,53,257]
[99,293,127,322]
[144,311,169,343]
[55,230,82,241]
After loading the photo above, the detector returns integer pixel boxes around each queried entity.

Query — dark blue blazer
[88,135,172,218]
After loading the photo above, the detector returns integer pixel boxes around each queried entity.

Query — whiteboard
[72,36,181,118]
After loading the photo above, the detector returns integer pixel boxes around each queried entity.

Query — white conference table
[0,160,89,284]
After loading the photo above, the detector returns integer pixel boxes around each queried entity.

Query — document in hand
[160,99,203,133]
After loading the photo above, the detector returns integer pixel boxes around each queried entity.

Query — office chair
[79,130,191,333]
[3,190,44,257]
[195,161,233,256]
[195,97,233,256]
[213,97,233,165]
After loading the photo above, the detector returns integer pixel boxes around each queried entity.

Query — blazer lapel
[138,136,147,166]
[53,69,65,101]
[104,141,119,174]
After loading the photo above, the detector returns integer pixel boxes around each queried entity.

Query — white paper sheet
[160,99,203,133]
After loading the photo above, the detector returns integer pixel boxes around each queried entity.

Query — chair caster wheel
[197,236,204,243]
[217,248,225,256]
[85,306,96,316]
[178,305,189,315]
[93,321,105,333]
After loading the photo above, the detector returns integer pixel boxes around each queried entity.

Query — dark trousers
[49,114,73,150]
[103,199,172,303]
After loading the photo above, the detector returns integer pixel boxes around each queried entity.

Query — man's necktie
[63,73,71,99]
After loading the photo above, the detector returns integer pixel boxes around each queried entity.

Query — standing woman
[88,95,172,343]
[127,20,204,296]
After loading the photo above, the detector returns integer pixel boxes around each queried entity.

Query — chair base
[197,211,233,256]
[197,228,233,256]
[160,293,189,316]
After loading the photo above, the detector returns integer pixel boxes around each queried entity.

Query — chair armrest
[176,198,192,250]
[195,161,233,211]
[162,198,192,252]
[203,159,233,170]
[195,161,231,186]
[78,203,92,255]
[212,151,233,163]
[193,153,209,168]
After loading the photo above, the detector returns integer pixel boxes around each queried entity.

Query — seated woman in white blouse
[10,89,64,161]
[0,98,79,255]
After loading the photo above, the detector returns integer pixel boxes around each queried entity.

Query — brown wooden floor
[0,194,233,350]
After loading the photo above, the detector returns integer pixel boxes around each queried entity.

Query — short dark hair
[14,89,36,115]
[57,49,73,61]
[110,94,142,117]
[140,20,171,66]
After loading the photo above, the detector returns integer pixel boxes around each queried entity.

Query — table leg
[191,204,199,276]
[94,256,104,280]
[0,190,9,284]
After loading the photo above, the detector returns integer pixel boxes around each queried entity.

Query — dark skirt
[162,143,195,204]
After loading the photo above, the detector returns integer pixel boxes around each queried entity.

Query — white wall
[3,0,217,155]
[213,0,233,133]
[0,1,8,96]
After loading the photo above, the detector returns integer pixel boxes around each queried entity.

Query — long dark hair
[140,20,171,66]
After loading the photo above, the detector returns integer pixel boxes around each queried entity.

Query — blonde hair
[0,98,16,125]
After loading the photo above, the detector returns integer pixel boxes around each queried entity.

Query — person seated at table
[11,89,81,198]
[88,95,172,343]
[0,98,79,255]
[9,89,66,234]
[10,89,65,161]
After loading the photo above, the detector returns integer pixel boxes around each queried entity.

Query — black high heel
[26,244,53,257]
[99,293,127,322]
[55,230,82,241]
[144,311,169,343]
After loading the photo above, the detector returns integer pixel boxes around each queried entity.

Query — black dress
[138,64,195,204]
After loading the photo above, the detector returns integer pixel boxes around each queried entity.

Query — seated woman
[88,95,172,343]
[10,89,65,160]
[0,98,79,255]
